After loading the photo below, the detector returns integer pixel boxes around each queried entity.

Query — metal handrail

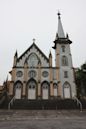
[73,96,82,112]
[8,96,15,110]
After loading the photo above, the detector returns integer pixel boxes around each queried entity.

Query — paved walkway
[0,110,86,129]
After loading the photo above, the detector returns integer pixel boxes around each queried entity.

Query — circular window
[16,71,23,77]
[42,71,49,77]
[28,70,36,78]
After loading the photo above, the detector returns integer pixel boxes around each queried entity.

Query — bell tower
[52,12,76,98]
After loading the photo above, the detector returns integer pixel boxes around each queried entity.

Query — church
[8,13,76,101]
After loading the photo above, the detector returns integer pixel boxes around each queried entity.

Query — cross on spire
[33,38,36,43]
[57,11,61,19]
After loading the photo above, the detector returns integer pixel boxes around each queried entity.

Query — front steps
[10,99,80,110]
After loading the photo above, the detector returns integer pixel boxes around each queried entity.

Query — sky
[0,0,86,84]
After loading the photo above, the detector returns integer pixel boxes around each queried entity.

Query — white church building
[8,13,76,100]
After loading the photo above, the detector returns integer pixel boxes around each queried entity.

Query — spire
[49,50,52,58]
[13,50,18,67]
[49,50,52,67]
[66,33,69,39]
[24,58,28,65]
[53,12,72,49]
[6,75,8,82]
[24,58,28,68]
[15,50,18,57]
[57,12,65,38]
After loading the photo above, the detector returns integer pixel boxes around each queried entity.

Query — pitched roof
[18,43,49,62]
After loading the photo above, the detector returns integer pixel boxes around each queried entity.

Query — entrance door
[28,80,36,100]
[15,88,21,99]
[64,82,71,98]
[42,82,49,100]
[15,82,22,99]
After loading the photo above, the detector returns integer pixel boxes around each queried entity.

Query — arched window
[62,56,68,66]
[62,46,65,52]
[27,53,41,67]
[64,71,68,78]
[28,81,36,89]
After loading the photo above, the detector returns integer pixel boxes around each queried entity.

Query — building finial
[6,75,8,81]
[49,49,52,57]
[66,33,69,39]
[33,38,36,43]
[57,11,61,19]
[15,50,18,57]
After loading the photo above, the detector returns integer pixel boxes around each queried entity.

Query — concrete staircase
[11,99,80,110]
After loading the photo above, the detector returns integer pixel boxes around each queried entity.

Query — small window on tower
[62,56,68,66]
[64,71,68,78]
[62,46,65,52]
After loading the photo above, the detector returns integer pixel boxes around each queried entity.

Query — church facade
[8,13,76,100]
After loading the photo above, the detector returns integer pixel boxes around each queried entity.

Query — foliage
[75,62,86,98]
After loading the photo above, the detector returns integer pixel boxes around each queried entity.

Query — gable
[17,43,49,67]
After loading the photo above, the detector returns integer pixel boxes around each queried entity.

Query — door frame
[41,81,50,100]
[63,82,71,99]
[26,79,37,100]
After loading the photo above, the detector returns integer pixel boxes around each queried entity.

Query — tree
[75,63,86,98]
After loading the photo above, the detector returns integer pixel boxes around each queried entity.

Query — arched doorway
[63,82,71,98]
[14,81,22,99]
[27,79,37,100]
[42,81,49,100]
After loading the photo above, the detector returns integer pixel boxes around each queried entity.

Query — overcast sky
[0,0,86,84]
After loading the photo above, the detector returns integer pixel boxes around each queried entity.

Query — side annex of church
[8,13,76,100]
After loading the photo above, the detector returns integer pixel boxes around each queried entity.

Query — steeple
[15,50,18,57]
[13,50,18,67]
[49,51,52,67]
[53,12,72,49]
[57,12,65,38]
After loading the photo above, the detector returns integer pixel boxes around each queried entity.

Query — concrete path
[0,110,86,129]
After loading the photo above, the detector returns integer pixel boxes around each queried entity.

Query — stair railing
[8,96,15,110]
[73,96,82,112]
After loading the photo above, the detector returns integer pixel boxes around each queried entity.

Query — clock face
[16,71,23,77]
[28,53,39,67]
